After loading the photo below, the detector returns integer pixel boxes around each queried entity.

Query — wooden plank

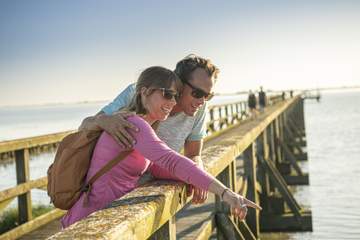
[288,116,305,136]
[150,216,176,240]
[257,155,302,220]
[0,197,15,212]
[215,213,245,240]
[294,152,308,161]
[277,138,304,176]
[0,177,47,203]
[287,118,305,141]
[243,144,260,238]
[283,174,309,185]
[0,131,74,153]
[284,126,304,154]
[237,221,256,240]
[260,211,312,232]
[194,215,216,240]
[215,166,231,240]
[0,209,65,240]
[15,149,32,223]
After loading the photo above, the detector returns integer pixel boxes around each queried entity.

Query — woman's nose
[169,97,177,106]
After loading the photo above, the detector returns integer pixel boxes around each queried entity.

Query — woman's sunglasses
[184,81,214,101]
[156,88,179,101]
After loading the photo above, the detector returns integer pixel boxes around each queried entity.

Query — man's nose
[195,97,205,106]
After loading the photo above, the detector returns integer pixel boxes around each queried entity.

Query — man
[79,54,219,204]
[258,86,266,112]
[247,90,257,119]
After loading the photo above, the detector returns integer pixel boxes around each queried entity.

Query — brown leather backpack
[47,130,131,210]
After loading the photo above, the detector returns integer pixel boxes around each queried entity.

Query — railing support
[15,148,32,224]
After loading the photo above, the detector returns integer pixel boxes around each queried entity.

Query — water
[0,102,106,141]
[263,89,360,239]
[1,91,360,238]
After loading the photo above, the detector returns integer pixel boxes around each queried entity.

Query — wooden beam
[215,213,245,240]
[257,155,302,221]
[0,131,74,153]
[0,197,15,212]
[294,152,308,161]
[237,220,257,240]
[284,126,305,155]
[149,216,176,240]
[260,211,312,232]
[243,144,260,238]
[194,214,216,240]
[0,209,65,240]
[277,138,304,176]
[283,174,309,185]
[15,149,32,223]
[0,177,47,203]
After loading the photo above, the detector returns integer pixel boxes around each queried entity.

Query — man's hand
[185,159,208,204]
[184,140,209,204]
[95,111,139,148]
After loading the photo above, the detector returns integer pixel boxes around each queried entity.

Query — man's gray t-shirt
[102,83,207,152]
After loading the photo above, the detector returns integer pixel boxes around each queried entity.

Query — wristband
[221,188,231,201]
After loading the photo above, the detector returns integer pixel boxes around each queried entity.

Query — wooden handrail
[0,130,74,154]
[0,93,298,239]
[50,97,300,239]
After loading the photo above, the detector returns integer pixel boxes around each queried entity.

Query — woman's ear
[140,87,147,97]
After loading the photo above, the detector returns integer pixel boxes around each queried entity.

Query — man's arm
[78,83,138,148]
[184,140,204,168]
[79,111,105,131]
[79,111,138,148]
[184,139,208,204]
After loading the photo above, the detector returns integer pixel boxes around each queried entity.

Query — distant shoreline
[1,85,359,108]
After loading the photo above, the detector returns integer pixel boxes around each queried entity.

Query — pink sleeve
[148,163,180,181]
[128,116,213,191]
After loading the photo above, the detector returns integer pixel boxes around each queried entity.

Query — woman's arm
[128,116,261,219]
[148,163,180,181]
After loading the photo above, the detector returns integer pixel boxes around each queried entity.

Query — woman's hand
[222,189,262,221]
[187,185,208,204]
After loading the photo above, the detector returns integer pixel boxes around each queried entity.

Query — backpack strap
[82,149,133,206]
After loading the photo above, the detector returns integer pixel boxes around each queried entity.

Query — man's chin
[184,108,198,117]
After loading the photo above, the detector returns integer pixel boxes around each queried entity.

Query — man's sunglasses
[155,88,179,101]
[184,81,214,101]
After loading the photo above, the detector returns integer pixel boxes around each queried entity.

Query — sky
[0,0,359,106]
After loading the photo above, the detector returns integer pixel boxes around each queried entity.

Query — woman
[61,66,261,228]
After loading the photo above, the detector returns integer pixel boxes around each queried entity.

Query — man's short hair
[174,54,219,83]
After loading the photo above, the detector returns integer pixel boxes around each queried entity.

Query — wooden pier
[0,94,312,239]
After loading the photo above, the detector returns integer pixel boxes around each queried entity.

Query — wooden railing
[0,93,294,239]
[48,95,311,239]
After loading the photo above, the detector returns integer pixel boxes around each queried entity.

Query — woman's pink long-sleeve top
[61,115,213,228]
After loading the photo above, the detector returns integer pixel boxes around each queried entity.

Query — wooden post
[215,166,233,240]
[243,143,260,238]
[260,130,271,195]
[15,148,32,223]
[225,105,229,125]
[149,216,176,240]
[209,108,215,132]
[219,107,223,130]
[235,103,240,120]
[274,118,282,164]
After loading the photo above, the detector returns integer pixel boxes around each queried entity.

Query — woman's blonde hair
[127,66,182,115]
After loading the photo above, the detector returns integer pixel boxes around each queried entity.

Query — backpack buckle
[81,184,90,192]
